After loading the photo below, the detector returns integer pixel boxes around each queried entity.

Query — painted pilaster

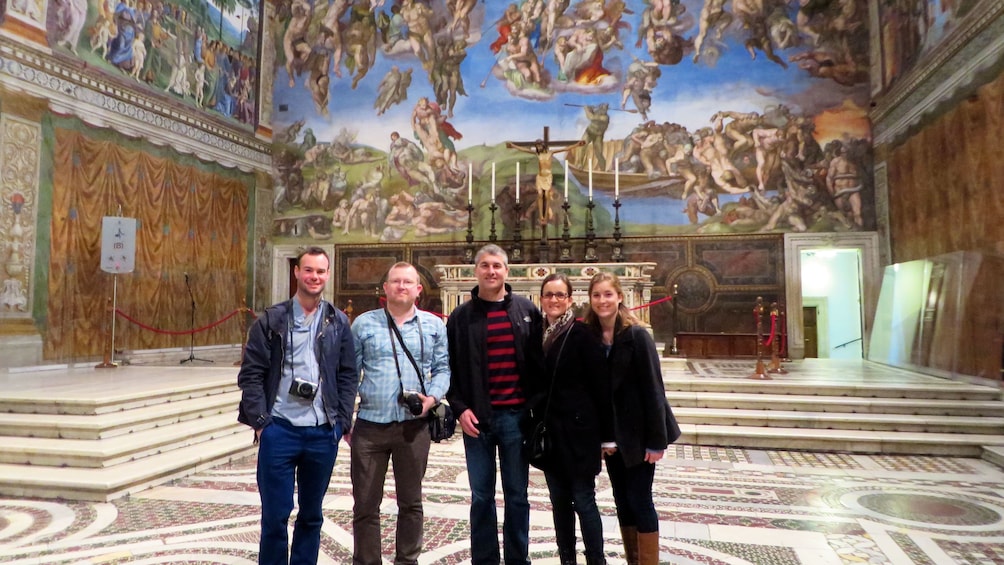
[0,91,44,366]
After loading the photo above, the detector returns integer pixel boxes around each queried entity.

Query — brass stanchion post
[767,302,787,374]
[749,296,770,380]
[95,296,117,369]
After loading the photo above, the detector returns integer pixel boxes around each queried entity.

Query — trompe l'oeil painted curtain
[47,128,249,361]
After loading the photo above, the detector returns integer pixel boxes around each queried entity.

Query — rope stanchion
[95,296,117,370]
[767,302,788,374]
[749,296,771,380]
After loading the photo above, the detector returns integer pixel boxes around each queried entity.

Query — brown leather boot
[637,531,661,565]
[620,526,639,565]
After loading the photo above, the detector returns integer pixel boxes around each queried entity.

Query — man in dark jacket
[238,246,358,565]
[446,244,543,565]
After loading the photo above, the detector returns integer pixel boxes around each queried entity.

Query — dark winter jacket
[445,284,544,429]
[237,299,358,436]
[536,321,612,477]
[606,324,673,467]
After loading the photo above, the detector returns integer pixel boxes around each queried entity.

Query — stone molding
[0,39,271,173]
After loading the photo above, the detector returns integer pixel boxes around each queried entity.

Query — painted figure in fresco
[505,21,545,87]
[432,39,467,118]
[345,1,378,89]
[666,141,700,199]
[621,58,660,120]
[448,0,477,39]
[732,0,789,68]
[540,0,570,49]
[685,173,722,224]
[712,110,763,156]
[505,139,585,228]
[377,3,407,52]
[826,141,863,227]
[129,31,148,80]
[284,0,313,87]
[414,202,468,236]
[764,160,818,231]
[488,3,521,55]
[557,26,614,85]
[332,198,350,229]
[344,190,379,236]
[48,0,88,53]
[581,103,610,171]
[374,66,413,115]
[694,124,751,194]
[789,50,868,86]
[401,0,436,70]
[107,0,139,72]
[752,126,788,192]
[388,131,438,191]
[692,0,733,64]
[411,97,461,171]
[321,0,350,78]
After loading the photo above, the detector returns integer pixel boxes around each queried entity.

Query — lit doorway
[783,231,879,361]
[799,249,863,359]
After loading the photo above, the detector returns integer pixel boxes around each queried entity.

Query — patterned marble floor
[2,435,1004,564]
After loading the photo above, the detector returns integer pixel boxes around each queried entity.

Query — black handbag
[387,310,456,443]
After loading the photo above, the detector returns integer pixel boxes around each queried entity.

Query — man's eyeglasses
[388,279,419,288]
[542,292,569,300]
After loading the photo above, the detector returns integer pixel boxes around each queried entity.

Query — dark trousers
[544,470,604,561]
[604,451,659,534]
[256,417,340,565]
[350,418,431,565]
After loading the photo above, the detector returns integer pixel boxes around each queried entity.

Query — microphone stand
[181,273,213,364]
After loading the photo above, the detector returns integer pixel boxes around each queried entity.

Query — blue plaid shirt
[352,307,451,424]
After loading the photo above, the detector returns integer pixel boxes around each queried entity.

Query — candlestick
[614,158,619,199]
[588,158,593,201]
[468,163,473,203]
[491,162,496,202]
[515,161,520,203]
[563,159,569,200]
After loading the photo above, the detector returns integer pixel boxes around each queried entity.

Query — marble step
[0,390,241,439]
[0,379,235,415]
[682,424,1004,457]
[667,391,1004,416]
[662,377,1000,400]
[0,412,246,467]
[0,433,255,501]
[983,446,1004,469]
[673,406,1004,434]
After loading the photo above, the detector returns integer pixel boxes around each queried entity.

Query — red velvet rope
[629,295,672,310]
[115,307,250,335]
[763,313,777,346]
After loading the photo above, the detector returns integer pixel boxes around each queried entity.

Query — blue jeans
[544,471,604,562]
[257,417,341,565]
[604,451,658,534]
[463,408,530,565]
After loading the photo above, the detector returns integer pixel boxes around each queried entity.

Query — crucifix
[505,126,584,261]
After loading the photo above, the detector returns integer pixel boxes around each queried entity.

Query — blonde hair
[583,272,642,334]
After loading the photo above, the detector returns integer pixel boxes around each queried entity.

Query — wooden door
[803,306,818,358]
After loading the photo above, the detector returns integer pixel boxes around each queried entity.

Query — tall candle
[588,158,593,201]
[491,162,496,202]
[614,158,619,199]
[515,161,520,203]
[563,159,569,200]
[468,163,473,203]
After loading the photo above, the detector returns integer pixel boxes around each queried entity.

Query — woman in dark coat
[584,272,676,565]
[535,273,610,565]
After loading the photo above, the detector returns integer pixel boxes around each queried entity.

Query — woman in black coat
[534,273,610,565]
[584,272,676,565]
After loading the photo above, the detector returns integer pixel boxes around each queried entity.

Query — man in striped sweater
[446,244,544,565]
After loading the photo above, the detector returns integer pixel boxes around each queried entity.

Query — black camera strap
[385,308,428,396]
